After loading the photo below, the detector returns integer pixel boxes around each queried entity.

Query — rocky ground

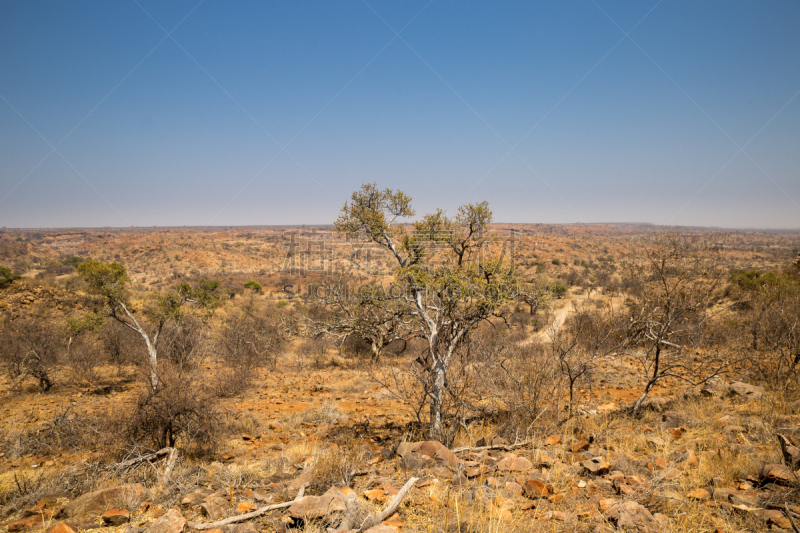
[2,365,799,533]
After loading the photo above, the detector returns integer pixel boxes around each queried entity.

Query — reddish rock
[522,478,550,498]
[544,435,561,446]
[6,515,43,532]
[570,442,590,453]
[62,484,151,522]
[496,455,532,472]
[45,522,77,533]
[101,508,130,525]
[143,509,186,533]
[687,488,710,501]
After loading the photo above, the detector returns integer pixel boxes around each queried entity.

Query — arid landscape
[1,213,799,533]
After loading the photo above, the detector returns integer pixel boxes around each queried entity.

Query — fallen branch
[787,503,800,533]
[188,483,308,530]
[162,448,178,483]
[356,476,418,532]
[115,448,174,470]
[453,440,532,454]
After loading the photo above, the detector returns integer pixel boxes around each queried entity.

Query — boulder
[143,509,186,533]
[728,381,765,401]
[496,455,532,473]
[62,484,151,522]
[45,522,77,533]
[605,500,661,533]
[102,509,131,526]
[581,456,611,476]
[287,487,347,519]
[760,463,796,486]
[686,488,710,501]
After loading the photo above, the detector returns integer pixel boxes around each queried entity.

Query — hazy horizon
[2,1,799,229]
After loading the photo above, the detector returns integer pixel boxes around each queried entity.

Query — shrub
[0,265,20,289]
[0,317,61,392]
[550,284,567,298]
[551,258,561,265]
[125,374,223,456]
[244,280,262,292]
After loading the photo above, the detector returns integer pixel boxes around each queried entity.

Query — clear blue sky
[1,0,799,228]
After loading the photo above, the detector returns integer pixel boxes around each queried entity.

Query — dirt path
[520,302,571,346]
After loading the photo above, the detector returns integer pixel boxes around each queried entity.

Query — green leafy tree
[334,184,521,436]
[0,265,21,289]
[244,280,262,292]
[77,260,224,389]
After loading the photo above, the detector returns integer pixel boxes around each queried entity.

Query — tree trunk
[429,360,445,437]
[144,338,159,389]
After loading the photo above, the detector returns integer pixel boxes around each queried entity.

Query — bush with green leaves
[243,280,262,292]
[0,265,20,289]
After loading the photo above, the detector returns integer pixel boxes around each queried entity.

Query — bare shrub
[0,316,61,392]
[65,335,104,385]
[125,371,224,457]
[159,315,212,371]
[215,305,285,395]
[102,319,144,368]
[309,440,370,493]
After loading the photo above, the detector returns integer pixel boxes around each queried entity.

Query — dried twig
[114,447,174,470]
[452,440,532,454]
[356,476,418,532]
[787,503,800,533]
[187,483,308,530]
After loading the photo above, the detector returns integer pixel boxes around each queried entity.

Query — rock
[640,396,670,412]
[396,440,460,471]
[102,508,131,526]
[581,456,611,476]
[570,442,590,453]
[364,489,387,502]
[544,435,561,446]
[200,497,229,520]
[62,484,151,521]
[496,455,532,472]
[764,509,792,529]
[522,478,550,498]
[598,498,617,512]
[143,509,186,533]
[729,491,760,507]
[287,488,347,519]
[778,434,800,468]
[605,500,661,533]
[700,376,729,397]
[46,523,77,533]
[364,526,396,533]
[761,463,796,486]
[289,467,315,491]
[687,488,710,501]
[6,515,44,532]
[728,381,765,401]
[181,488,214,509]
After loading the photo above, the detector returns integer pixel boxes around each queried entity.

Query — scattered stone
[687,488,710,501]
[45,523,77,533]
[581,456,611,476]
[496,455,532,472]
[61,484,151,522]
[6,515,44,532]
[143,509,186,533]
[287,488,347,519]
[570,442,590,453]
[728,381,765,401]
[544,435,561,446]
[522,478,550,498]
[102,508,131,526]
[605,500,661,533]
[764,509,792,529]
[761,463,796,486]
